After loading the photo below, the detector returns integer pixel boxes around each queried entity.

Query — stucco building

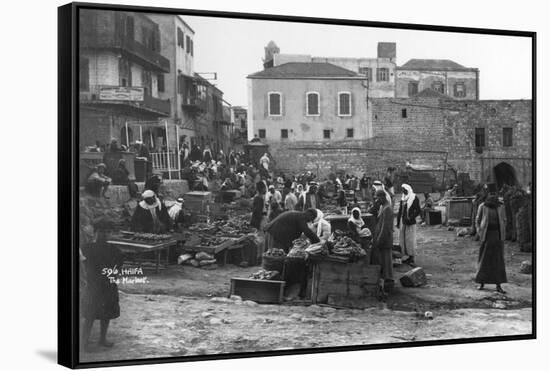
[247,62,371,143]
[395,59,479,100]
[79,9,171,149]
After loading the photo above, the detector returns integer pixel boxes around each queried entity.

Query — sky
[181,15,532,107]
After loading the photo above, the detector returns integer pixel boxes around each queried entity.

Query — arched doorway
[493,162,517,188]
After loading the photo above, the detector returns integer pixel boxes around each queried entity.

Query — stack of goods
[199,235,231,247]
[305,241,328,256]
[178,251,217,268]
[249,269,281,280]
[327,234,367,262]
[262,248,286,272]
[126,232,173,242]
[287,238,310,258]
[213,216,255,237]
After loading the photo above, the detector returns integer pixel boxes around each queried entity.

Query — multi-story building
[79,9,171,149]
[147,14,195,148]
[247,62,371,143]
[395,59,479,100]
[145,14,232,154]
[231,106,248,150]
[265,41,396,98]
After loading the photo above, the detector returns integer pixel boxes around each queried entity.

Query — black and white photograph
[62,2,534,367]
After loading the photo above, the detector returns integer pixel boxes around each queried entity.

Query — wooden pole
[176,125,181,179]
[165,120,172,180]
[139,125,143,142]
[125,121,129,148]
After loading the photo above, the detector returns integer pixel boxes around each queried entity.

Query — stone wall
[269,98,532,186]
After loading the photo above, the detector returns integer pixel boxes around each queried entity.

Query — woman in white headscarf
[348,207,371,242]
[312,209,332,241]
[397,184,421,266]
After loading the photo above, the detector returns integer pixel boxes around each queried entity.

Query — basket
[262,254,285,272]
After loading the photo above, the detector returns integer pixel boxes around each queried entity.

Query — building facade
[79,9,171,150]
[247,62,370,143]
[395,59,479,100]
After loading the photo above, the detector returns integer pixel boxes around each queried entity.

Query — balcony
[80,30,169,73]
[80,85,170,117]
[181,96,207,114]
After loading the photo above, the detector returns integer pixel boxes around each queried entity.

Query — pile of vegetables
[128,233,172,242]
[249,269,281,280]
[264,248,286,257]
[287,238,310,258]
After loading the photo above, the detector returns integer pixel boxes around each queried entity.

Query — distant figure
[397,184,421,266]
[85,163,111,198]
[475,187,507,294]
[250,181,268,230]
[268,201,283,222]
[135,141,150,160]
[371,189,394,285]
[313,209,332,242]
[189,144,202,162]
[259,153,270,171]
[203,146,213,163]
[284,189,298,211]
[111,159,138,198]
[360,174,372,202]
[383,167,395,197]
[421,192,435,223]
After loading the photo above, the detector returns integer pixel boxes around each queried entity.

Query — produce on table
[130,233,172,242]
[264,248,286,257]
[195,252,215,261]
[287,238,310,258]
[249,269,281,280]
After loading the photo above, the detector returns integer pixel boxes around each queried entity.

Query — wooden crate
[446,198,473,223]
[426,210,442,225]
[310,259,381,304]
[230,278,285,304]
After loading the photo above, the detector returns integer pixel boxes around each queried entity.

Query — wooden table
[182,234,252,266]
[107,238,177,274]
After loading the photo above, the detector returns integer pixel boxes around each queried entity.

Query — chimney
[377,42,396,62]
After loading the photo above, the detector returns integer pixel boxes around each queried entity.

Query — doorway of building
[493,162,518,188]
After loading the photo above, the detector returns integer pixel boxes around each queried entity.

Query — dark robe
[130,202,172,233]
[371,203,394,281]
[264,211,320,252]
[81,241,123,320]
[475,203,507,284]
[250,194,265,229]
[397,197,421,227]
[111,165,138,198]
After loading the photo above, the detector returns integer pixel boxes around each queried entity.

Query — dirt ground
[80,224,533,363]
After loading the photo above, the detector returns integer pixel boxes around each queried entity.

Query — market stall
[107,232,177,274]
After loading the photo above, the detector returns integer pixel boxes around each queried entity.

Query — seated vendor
[264,208,320,253]
[131,190,172,233]
[348,207,371,248]
[85,163,111,198]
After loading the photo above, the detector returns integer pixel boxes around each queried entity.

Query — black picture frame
[58,2,536,368]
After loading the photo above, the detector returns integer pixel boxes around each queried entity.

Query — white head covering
[348,207,364,228]
[139,190,160,210]
[401,183,415,209]
[142,190,155,198]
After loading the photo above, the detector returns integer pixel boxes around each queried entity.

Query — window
[503,128,513,147]
[306,92,320,116]
[177,75,184,95]
[177,27,184,48]
[454,82,466,98]
[126,15,134,40]
[408,81,418,96]
[358,67,372,81]
[281,129,288,139]
[259,129,266,139]
[376,68,389,82]
[401,108,407,118]
[268,92,282,116]
[338,92,352,116]
[432,81,445,94]
[475,128,486,148]
[323,130,331,139]
[158,74,165,92]
[186,36,191,54]
[79,57,89,91]
[240,118,246,129]
[190,39,194,56]
[346,128,354,138]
